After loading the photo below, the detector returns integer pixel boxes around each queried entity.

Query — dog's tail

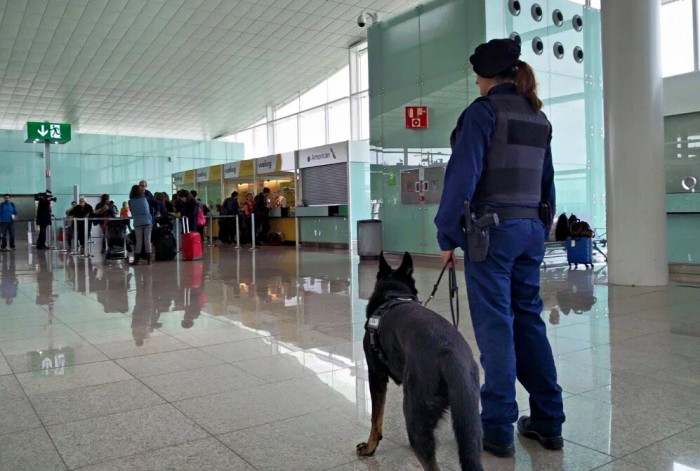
[442,354,484,471]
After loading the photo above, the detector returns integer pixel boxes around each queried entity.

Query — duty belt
[478,206,539,220]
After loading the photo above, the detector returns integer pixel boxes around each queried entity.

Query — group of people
[218,187,272,245]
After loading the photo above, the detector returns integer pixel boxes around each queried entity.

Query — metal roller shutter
[301,164,347,206]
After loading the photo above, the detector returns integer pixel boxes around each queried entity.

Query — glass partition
[368,0,605,255]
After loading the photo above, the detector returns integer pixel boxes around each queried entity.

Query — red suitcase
[181,218,202,261]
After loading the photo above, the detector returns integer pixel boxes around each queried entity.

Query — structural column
[601,0,668,286]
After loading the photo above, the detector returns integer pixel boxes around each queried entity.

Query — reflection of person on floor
[131,271,155,346]
[1,251,18,305]
[35,253,57,326]
[182,286,205,329]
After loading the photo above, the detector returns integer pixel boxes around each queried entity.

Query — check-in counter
[296,205,350,248]
[269,207,296,242]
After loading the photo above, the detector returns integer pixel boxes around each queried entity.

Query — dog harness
[366,294,418,369]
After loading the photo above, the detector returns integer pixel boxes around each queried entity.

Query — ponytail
[514,60,543,113]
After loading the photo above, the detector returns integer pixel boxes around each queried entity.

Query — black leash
[423,259,460,328]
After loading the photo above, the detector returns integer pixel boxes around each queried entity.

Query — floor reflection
[0,246,698,470]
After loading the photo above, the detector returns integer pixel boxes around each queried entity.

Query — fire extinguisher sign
[405,106,428,129]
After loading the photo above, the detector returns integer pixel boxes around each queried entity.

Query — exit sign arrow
[25,121,71,143]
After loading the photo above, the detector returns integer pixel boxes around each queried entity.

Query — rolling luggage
[154,225,177,261]
[181,218,202,261]
[566,236,593,269]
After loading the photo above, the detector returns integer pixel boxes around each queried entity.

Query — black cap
[469,38,521,78]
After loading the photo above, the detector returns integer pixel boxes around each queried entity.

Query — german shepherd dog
[356,252,483,471]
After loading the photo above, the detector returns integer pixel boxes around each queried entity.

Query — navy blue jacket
[434,83,555,251]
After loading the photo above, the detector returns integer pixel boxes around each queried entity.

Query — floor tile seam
[209,409,337,437]
[114,349,228,379]
[23,378,168,427]
[556,437,621,460]
[68,437,237,471]
[9,363,72,470]
[85,328,188,359]
[167,334,275,350]
[613,422,700,466]
[95,341,195,360]
[41,400,197,434]
[206,433,264,470]
[589,458,652,470]
[131,358,251,383]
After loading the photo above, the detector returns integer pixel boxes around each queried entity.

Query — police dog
[356,252,483,471]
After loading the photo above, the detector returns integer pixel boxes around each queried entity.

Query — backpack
[554,214,570,241]
[568,215,594,238]
[195,205,206,226]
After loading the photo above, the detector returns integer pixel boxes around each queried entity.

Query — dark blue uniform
[435,82,564,445]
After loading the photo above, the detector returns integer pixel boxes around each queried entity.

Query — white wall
[664,71,700,116]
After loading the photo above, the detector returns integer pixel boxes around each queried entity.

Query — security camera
[357,12,378,28]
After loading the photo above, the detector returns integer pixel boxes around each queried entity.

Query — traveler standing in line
[176,189,198,233]
[0,194,17,251]
[94,194,115,253]
[254,187,271,244]
[128,184,152,266]
[434,38,564,458]
[68,196,94,254]
[36,191,54,250]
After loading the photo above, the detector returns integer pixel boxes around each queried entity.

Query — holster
[538,201,553,228]
[462,201,498,263]
[467,224,490,262]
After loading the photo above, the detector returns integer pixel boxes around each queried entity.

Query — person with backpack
[0,194,17,251]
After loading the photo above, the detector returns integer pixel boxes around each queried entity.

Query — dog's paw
[356,442,376,457]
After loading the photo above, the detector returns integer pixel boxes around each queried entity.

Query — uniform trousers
[465,218,565,444]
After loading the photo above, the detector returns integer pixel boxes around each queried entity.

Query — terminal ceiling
[0,0,420,140]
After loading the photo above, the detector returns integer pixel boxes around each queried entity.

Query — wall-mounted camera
[357,12,378,28]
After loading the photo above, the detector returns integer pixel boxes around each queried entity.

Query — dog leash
[423,259,460,328]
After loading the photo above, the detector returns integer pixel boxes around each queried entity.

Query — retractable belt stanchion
[175,217,181,253]
[56,218,69,253]
[71,219,79,255]
[51,216,60,251]
[235,215,241,250]
[250,213,256,250]
[80,218,92,258]
[207,216,215,247]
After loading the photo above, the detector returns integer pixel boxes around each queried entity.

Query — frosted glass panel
[0,130,243,202]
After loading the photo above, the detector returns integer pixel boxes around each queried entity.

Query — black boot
[130,255,140,266]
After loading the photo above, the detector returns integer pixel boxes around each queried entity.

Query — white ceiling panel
[0,0,421,139]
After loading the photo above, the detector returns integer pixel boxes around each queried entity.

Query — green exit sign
[26,121,71,143]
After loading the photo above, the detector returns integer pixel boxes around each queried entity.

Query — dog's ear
[378,251,392,279]
[397,251,414,277]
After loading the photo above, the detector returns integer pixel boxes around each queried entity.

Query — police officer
[434,38,564,457]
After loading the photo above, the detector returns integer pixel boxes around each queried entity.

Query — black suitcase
[154,227,177,261]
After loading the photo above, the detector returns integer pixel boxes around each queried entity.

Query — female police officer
[434,38,564,457]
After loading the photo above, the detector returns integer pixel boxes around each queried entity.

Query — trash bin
[358,219,382,260]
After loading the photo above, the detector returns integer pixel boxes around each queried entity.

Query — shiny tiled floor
[1,245,699,470]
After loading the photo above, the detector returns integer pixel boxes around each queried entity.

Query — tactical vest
[473,93,551,206]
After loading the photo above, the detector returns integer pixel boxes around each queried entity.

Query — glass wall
[221,43,369,157]
[368,0,604,255]
[489,1,606,234]
[0,130,243,211]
